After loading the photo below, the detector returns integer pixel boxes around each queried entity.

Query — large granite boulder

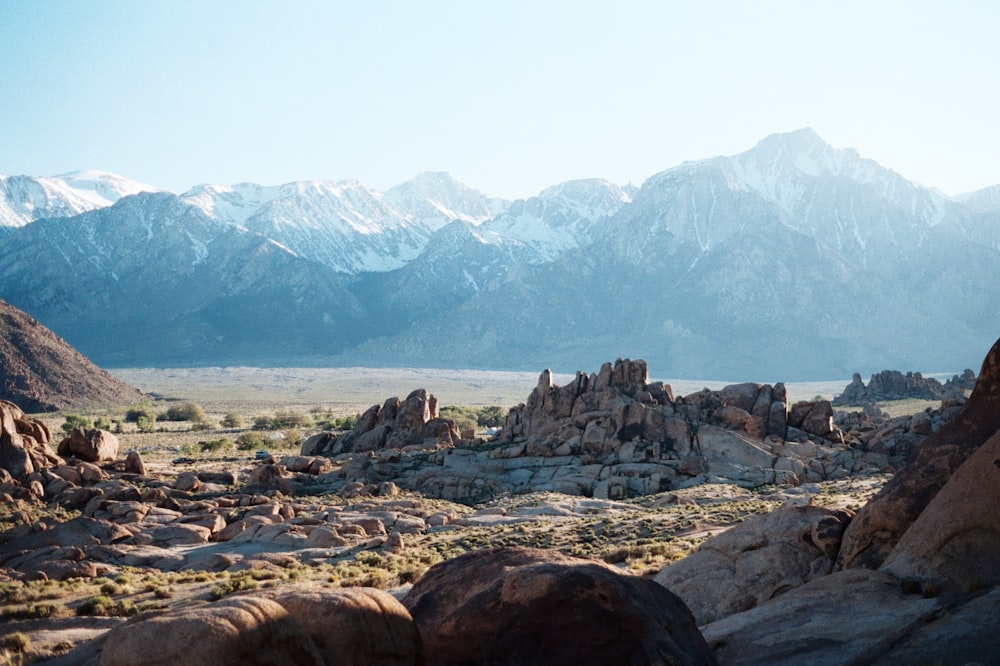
[403,547,717,665]
[700,569,942,665]
[881,429,1000,593]
[57,426,119,463]
[99,595,323,666]
[262,588,422,666]
[837,336,1000,570]
[654,501,853,624]
[0,399,61,477]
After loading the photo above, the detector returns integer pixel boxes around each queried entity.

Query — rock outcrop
[833,368,975,406]
[323,359,891,502]
[57,427,120,463]
[654,501,853,624]
[837,336,1000,570]
[403,547,717,666]
[0,399,62,477]
[0,299,144,412]
[305,388,471,457]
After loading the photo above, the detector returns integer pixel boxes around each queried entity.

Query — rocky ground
[0,348,995,664]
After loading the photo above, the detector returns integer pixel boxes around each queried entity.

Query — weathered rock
[0,399,62,477]
[99,595,323,666]
[654,501,853,624]
[404,547,716,666]
[838,337,1000,570]
[701,569,941,665]
[57,427,119,463]
[263,588,421,665]
[881,429,1000,592]
[123,450,146,475]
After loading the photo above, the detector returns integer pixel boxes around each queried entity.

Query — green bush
[221,412,242,428]
[164,402,207,422]
[125,403,158,424]
[135,415,156,433]
[94,416,113,430]
[61,414,92,433]
[477,406,506,428]
[272,410,313,429]
[200,438,233,453]
[252,416,273,431]
[281,429,301,449]
[236,431,264,451]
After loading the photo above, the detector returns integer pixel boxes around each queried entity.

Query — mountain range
[1,128,998,380]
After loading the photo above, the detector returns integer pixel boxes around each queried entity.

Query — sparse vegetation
[61,413,92,433]
[221,412,242,428]
[236,431,265,451]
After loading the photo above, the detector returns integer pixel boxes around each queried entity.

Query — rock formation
[403,547,717,666]
[0,299,144,412]
[837,336,1000,570]
[304,388,471,457]
[57,427,120,463]
[317,359,894,502]
[0,399,62,477]
[833,368,975,406]
[654,501,853,624]
[672,336,1000,664]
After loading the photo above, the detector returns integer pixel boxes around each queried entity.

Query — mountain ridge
[1,129,998,379]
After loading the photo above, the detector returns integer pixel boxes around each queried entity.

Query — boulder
[654,501,853,624]
[263,588,422,665]
[403,547,716,666]
[838,336,1000,570]
[880,429,1000,592]
[0,399,62,477]
[700,569,941,666]
[57,426,119,463]
[99,595,323,666]
[123,450,146,475]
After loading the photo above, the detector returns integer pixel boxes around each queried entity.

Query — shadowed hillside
[0,299,143,411]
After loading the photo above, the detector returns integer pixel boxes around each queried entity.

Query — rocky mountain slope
[1,130,999,377]
[0,299,143,411]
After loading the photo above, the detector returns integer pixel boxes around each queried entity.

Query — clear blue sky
[1,1,998,199]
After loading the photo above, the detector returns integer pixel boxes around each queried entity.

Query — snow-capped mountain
[0,192,372,364]
[1,129,999,378]
[182,179,430,274]
[0,170,162,229]
[384,171,509,232]
[483,179,631,263]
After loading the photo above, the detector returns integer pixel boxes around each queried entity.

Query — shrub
[135,415,156,433]
[0,631,30,653]
[76,595,136,617]
[164,402,206,422]
[236,431,264,451]
[281,429,301,449]
[200,438,233,453]
[272,410,312,429]
[94,416,113,430]
[477,406,506,428]
[252,416,274,431]
[191,420,215,432]
[221,412,242,428]
[125,403,157,423]
[61,413,92,433]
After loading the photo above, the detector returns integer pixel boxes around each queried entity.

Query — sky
[1,1,998,200]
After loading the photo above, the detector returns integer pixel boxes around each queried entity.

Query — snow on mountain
[0,170,163,228]
[609,128,956,268]
[183,179,430,273]
[384,171,509,232]
[483,178,631,262]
